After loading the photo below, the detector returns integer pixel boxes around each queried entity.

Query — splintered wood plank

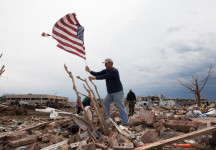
[135,126,216,150]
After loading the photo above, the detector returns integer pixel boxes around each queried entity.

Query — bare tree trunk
[197,93,201,107]
[64,64,94,130]
[178,65,213,107]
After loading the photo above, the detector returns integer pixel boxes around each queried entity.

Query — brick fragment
[8,135,37,148]
[160,131,184,140]
[42,135,51,143]
[110,112,120,119]
[138,110,155,125]
[81,142,96,150]
[112,141,134,150]
[99,135,109,143]
[140,129,159,143]
[114,117,121,124]
[70,142,80,150]
[155,115,168,122]
[50,135,63,144]
[95,143,108,150]
[112,134,134,149]
[165,120,198,133]
[109,132,118,140]
[7,131,27,141]
[130,110,155,126]
[134,125,144,132]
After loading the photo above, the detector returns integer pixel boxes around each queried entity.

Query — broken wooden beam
[135,126,216,150]
[41,139,68,150]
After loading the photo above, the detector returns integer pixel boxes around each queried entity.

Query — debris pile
[1,100,216,149]
[0,65,216,150]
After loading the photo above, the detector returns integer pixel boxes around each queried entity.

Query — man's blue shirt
[90,67,123,94]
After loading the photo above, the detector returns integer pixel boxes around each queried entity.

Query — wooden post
[90,80,109,119]
[64,64,93,130]
[83,84,107,135]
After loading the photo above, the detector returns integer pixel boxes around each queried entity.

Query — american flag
[52,13,86,59]
[41,32,51,37]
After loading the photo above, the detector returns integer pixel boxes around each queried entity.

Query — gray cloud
[1,0,216,101]
[167,27,182,33]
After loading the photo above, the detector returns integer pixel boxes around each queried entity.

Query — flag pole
[85,54,88,77]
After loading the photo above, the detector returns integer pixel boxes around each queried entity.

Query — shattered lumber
[0,121,51,139]
[135,126,216,150]
[90,80,109,119]
[41,139,68,150]
[109,118,130,137]
[64,64,93,130]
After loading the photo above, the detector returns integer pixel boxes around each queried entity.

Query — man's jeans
[103,91,128,126]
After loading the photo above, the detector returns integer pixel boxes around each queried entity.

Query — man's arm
[90,70,106,76]
[133,93,136,101]
[95,69,117,80]
[126,93,129,101]
[86,66,106,76]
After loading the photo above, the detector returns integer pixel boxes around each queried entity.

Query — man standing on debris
[147,98,152,109]
[126,89,136,116]
[175,96,181,108]
[86,58,128,126]
[77,99,81,114]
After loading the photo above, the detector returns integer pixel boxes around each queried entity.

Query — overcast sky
[0,0,216,101]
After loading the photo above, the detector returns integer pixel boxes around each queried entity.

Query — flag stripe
[52,33,84,52]
[60,18,77,31]
[72,13,79,25]
[66,14,75,25]
[41,32,51,37]
[70,14,77,24]
[55,22,77,38]
[53,34,85,54]
[57,44,86,59]
[53,28,83,46]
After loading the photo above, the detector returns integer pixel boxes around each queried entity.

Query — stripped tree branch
[64,64,93,130]
[90,80,109,119]
[0,54,5,76]
[178,65,213,106]
[77,76,103,114]
[199,65,213,92]
[83,84,107,135]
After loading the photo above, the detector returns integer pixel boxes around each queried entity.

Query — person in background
[175,96,181,108]
[82,97,91,107]
[126,89,136,116]
[77,99,81,114]
[147,98,152,109]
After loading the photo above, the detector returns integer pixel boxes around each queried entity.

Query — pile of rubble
[0,103,216,150]
[0,104,27,116]
[1,65,216,150]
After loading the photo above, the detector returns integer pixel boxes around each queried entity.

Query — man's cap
[102,58,113,64]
